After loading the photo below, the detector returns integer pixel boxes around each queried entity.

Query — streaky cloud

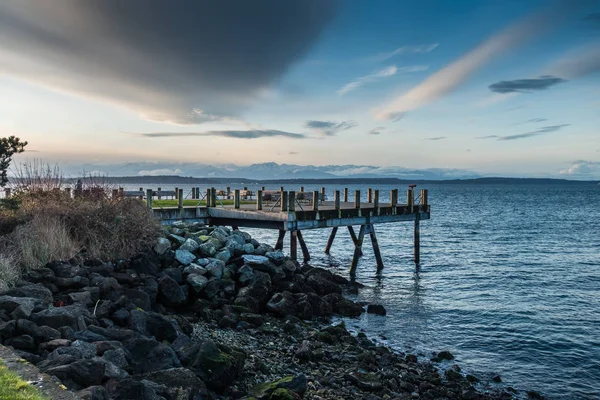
[366,43,439,62]
[497,124,570,141]
[338,65,427,95]
[425,136,447,141]
[489,76,566,93]
[368,127,386,135]
[137,129,307,139]
[305,120,357,136]
[549,41,600,80]
[476,135,499,139]
[374,0,592,120]
[512,118,548,125]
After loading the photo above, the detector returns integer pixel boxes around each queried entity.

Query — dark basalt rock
[30,305,92,331]
[157,275,187,307]
[366,304,387,316]
[122,337,181,374]
[190,339,245,391]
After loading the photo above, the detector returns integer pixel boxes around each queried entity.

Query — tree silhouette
[0,136,28,187]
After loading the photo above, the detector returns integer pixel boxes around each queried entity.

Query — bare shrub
[10,159,64,193]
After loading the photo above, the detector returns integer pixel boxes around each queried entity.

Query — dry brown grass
[0,189,160,288]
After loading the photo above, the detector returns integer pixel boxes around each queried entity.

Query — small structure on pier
[146,186,430,273]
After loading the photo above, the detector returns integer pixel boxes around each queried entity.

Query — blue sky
[0,0,599,179]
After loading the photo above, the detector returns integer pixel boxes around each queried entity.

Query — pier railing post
[146,189,153,209]
[206,189,211,207]
[334,190,340,210]
[257,190,263,210]
[407,189,414,212]
[368,188,372,203]
[312,191,319,211]
[354,190,361,209]
[373,190,379,213]
[288,191,296,211]
[138,187,144,200]
[174,187,178,200]
[390,189,398,214]
[234,190,240,209]
[178,189,184,209]
[226,187,231,199]
[343,188,348,203]
[280,191,288,212]
[321,187,326,201]
[211,187,216,207]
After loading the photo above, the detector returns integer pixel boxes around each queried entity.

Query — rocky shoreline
[0,222,530,399]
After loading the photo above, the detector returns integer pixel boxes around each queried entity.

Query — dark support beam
[369,224,384,271]
[275,230,286,250]
[325,227,338,254]
[414,214,420,265]
[347,226,363,256]
[350,225,366,275]
[297,230,310,262]
[290,231,298,261]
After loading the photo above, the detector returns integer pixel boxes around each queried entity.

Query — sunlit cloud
[338,65,427,95]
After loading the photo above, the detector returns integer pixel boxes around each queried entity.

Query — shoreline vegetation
[0,191,541,399]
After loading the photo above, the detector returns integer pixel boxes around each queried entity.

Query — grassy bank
[0,360,49,400]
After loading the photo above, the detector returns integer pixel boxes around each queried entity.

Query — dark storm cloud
[0,0,337,124]
[488,76,566,93]
[138,130,307,139]
[305,120,357,136]
[497,124,570,141]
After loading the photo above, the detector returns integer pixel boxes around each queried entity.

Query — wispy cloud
[476,135,499,139]
[375,1,587,120]
[137,129,307,139]
[366,44,439,62]
[305,120,357,136]
[549,41,600,80]
[512,118,548,125]
[506,106,526,111]
[338,65,427,95]
[489,76,566,93]
[425,136,447,141]
[368,127,385,135]
[497,124,570,141]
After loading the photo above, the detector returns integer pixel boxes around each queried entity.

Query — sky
[0,0,599,179]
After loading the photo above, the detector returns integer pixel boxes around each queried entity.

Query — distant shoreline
[62,175,600,185]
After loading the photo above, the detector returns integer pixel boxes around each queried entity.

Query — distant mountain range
[67,161,482,181]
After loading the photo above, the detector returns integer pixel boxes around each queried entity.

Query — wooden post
[407,189,414,212]
[138,187,143,200]
[196,187,200,200]
[325,227,338,254]
[343,188,348,203]
[300,186,304,193]
[421,189,428,208]
[261,186,265,191]
[157,187,162,200]
[288,191,296,211]
[312,191,319,211]
[234,189,240,209]
[178,189,184,209]
[354,190,361,209]
[320,187,326,201]
[275,230,286,250]
[414,214,420,265]
[257,190,263,210]
[297,230,310,261]
[290,231,298,261]
[146,189,153,209]
[206,189,212,207]
[211,187,216,207]
[369,224,384,271]
[280,191,288,212]
[390,189,398,206]
[334,190,340,209]
[350,225,366,275]
[226,187,231,199]
[368,188,372,203]
[373,190,379,214]
[174,187,178,199]
[280,186,284,192]
[347,226,363,256]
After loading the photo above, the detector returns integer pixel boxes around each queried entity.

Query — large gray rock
[46,358,107,388]
[267,292,296,317]
[0,296,37,318]
[168,234,186,246]
[186,274,209,293]
[243,255,270,267]
[190,339,245,391]
[265,251,287,265]
[175,249,196,266]
[2,284,53,306]
[198,242,217,258]
[254,243,274,256]
[154,237,171,255]
[183,264,207,276]
[210,228,230,244]
[214,249,232,264]
[237,265,256,286]
[206,261,225,279]
[227,234,246,247]
[179,238,200,253]
[123,337,181,374]
[242,243,255,254]
[157,276,187,307]
[30,306,91,331]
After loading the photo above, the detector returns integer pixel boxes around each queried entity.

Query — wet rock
[198,242,217,258]
[77,385,109,400]
[237,265,256,285]
[306,274,342,296]
[174,249,196,266]
[215,249,232,264]
[265,251,286,265]
[492,374,502,383]
[187,274,209,293]
[367,304,387,316]
[191,339,245,391]
[123,337,181,374]
[46,357,107,388]
[179,238,200,252]
[117,288,151,311]
[68,291,93,307]
[128,309,181,342]
[254,243,273,256]
[183,263,207,276]
[142,368,207,396]
[3,284,53,307]
[0,296,38,316]
[162,267,183,284]
[267,292,296,317]
[157,275,187,307]
[5,334,36,350]
[168,233,186,246]
[153,237,171,255]
[30,305,92,331]
[89,273,121,295]
[250,374,307,399]
[323,293,363,317]
[435,350,454,361]
[206,260,225,279]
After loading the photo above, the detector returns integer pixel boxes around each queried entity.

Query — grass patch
[151,199,256,207]
[0,360,50,400]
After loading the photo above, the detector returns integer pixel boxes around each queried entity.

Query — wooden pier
[147,187,430,273]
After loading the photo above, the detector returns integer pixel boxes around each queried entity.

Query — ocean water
[130,181,600,399]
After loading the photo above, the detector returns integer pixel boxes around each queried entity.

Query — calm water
[131,182,600,399]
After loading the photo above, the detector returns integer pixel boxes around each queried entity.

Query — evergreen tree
[0,136,28,187]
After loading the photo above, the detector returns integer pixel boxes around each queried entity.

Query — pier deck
[146,187,430,273]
